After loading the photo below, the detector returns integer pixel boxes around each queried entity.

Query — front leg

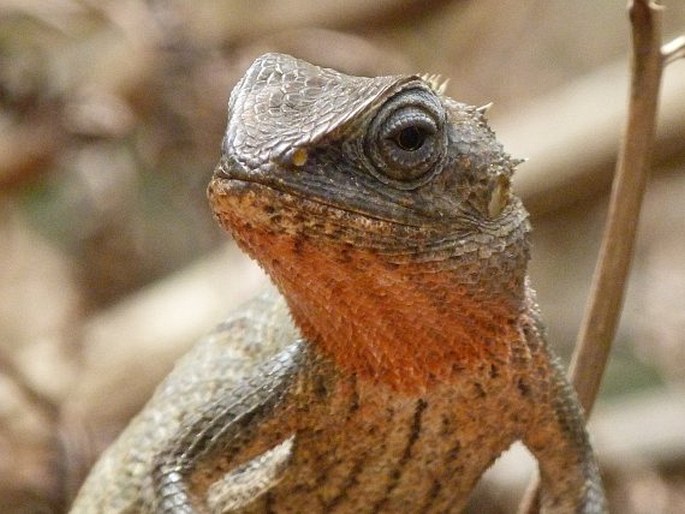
[519,301,606,514]
[152,341,304,513]
[521,354,605,514]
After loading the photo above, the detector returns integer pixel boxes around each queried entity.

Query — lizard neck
[216,201,529,393]
[287,246,526,393]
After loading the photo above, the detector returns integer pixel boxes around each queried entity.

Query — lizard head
[209,53,531,389]
[211,53,527,232]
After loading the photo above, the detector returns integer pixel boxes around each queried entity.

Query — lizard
[69,52,606,513]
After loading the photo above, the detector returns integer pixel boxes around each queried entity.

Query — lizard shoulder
[69,287,303,513]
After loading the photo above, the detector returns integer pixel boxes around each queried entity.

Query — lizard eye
[365,89,445,185]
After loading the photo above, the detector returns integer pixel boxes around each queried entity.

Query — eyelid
[381,109,437,141]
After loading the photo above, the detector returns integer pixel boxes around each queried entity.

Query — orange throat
[233,225,522,393]
[208,179,527,393]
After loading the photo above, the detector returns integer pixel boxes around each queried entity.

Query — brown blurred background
[1,0,684,512]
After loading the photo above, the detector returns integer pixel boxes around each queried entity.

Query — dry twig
[518,1,684,512]
[570,0,677,415]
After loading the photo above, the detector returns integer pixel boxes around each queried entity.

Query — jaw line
[212,174,434,229]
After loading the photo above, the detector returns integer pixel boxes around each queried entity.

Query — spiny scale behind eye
[419,73,450,95]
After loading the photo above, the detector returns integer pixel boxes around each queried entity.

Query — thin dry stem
[518,1,682,512]
[569,0,664,413]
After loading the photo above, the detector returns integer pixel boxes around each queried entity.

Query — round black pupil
[396,126,426,151]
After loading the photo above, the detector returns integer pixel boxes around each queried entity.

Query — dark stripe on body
[418,479,443,514]
[323,456,368,511]
[370,398,428,513]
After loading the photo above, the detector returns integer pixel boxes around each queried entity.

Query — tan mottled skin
[70,54,606,513]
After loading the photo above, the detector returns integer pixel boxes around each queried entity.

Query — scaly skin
[70,53,606,513]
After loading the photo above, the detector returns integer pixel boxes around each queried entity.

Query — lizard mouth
[209,176,432,241]
[210,162,431,230]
